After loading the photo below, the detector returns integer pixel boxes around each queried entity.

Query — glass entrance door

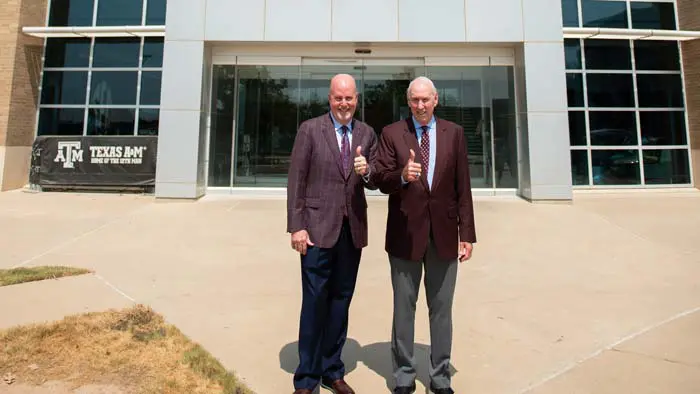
[207,58,517,189]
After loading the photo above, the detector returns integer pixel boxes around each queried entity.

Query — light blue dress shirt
[413,116,437,189]
[330,112,352,149]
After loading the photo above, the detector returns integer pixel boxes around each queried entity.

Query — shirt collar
[330,112,353,132]
[412,116,436,132]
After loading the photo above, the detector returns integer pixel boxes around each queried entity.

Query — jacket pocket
[447,205,458,218]
[305,197,322,209]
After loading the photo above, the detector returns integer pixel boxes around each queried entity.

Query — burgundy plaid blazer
[287,113,378,249]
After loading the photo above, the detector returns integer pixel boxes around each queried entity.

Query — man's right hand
[402,149,422,183]
[291,230,314,255]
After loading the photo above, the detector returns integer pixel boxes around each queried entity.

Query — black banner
[31,136,158,187]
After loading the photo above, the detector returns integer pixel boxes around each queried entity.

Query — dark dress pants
[294,219,361,390]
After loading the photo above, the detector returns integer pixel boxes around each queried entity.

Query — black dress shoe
[430,385,454,394]
[393,382,416,394]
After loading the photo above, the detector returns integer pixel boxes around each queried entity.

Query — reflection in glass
[87,108,136,135]
[634,41,680,71]
[365,66,419,133]
[640,111,687,145]
[140,72,162,105]
[567,73,584,107]
[90,72,138,105]
[146,0,167,25]
[490,67,517,188]
[589,111,637,145]
[582,0,628,28]
[568,111,586,146]
[565,39,582,70]
[96,0,144,26]
[591,150,640,185]
[637,74,684,108]
[631,2,676,30]
[92,38,141,68]
[49,0,94,26]
[44,38,91,68]
[208,65,235,186]
[584,39,631,70]
[561,0,580,27]
[235,66,300,186]
[142,38,164,68]
[430,67,491,188]
[38,108,85,136]
[571,150,589,185]
[587,74,634,107]
[643,149,690,184]
[41,71,88,105]
[138,109,159,135]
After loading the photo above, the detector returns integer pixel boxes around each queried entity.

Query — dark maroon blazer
[287,113,378,249]
[372,117,477,261]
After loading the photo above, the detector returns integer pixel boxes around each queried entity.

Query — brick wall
[0,0,46,190]
[678,0,700,188]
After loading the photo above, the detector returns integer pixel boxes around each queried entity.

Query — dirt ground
[0,381,124,393]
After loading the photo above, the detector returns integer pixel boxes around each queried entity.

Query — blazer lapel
[403,118,430,192]
[322,114,345,177]
[431,118,450,191]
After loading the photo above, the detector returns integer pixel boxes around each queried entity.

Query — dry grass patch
[0,304,253,394]
[0,266,91,287]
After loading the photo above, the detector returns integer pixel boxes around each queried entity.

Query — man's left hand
[458,242,473,262]
[354,146,368,176]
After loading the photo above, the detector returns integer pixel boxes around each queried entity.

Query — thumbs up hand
[402,149,422,183]
[353,146,369,176]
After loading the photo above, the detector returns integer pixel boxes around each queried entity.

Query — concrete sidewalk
[0,189,699,393]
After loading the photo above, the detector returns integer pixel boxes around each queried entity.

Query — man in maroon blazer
[372,76,477,394]
[287,74,377,394]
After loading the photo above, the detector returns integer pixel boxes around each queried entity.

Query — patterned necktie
[420,125,430,177]
[341,125,350,177]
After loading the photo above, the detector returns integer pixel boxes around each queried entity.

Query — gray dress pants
[390,238,458,389]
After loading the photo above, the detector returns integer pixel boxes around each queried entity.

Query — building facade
[2,0,698,200]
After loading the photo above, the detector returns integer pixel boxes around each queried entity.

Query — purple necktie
[341,125,350,177]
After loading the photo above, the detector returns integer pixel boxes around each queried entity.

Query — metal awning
[21,25,165,38]
[563,27,700,41]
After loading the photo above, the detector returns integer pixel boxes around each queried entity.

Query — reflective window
[589,111,637,145]
[48,0,94,26]
[569,111,586,146]
[631,2,676,30]
[90,72,139,105]
[40,71,88,105]
[640,111,687,145]
[637,74,684,108]
[92,38,141,68]
[643,149,690,184]
[591,150,640,185]
[587,74,634,107]
[44,38,91,68]
[87,108,136,135]
[567,73,584,107]
[582,0,628,28]
[571,150,589,185]
[584,40,631,70]
[146,0,167,25]
[140,72,162,105]
[97,0,144,26]
[38,108,85,136]
[634,41,680,71]
[565,39,582,70]
[562,0,580,27]
[138,109,160,136]
[208,65,236,186]
[142,38,164,68]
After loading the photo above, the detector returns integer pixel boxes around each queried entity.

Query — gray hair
[406,76,437,98]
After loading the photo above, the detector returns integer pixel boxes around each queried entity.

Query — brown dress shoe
[321,378,355,394]
[293,389,313,394]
